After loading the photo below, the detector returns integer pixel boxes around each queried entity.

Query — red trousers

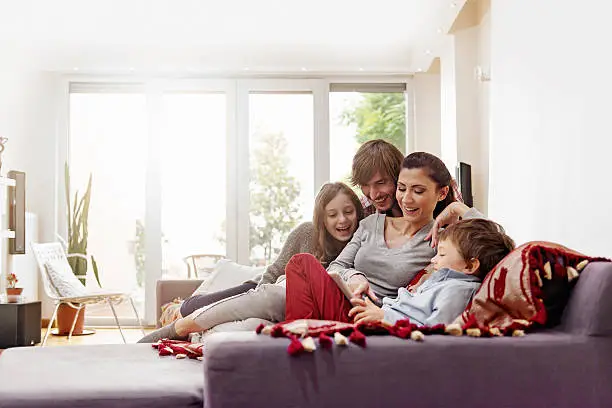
[285,253,352,322]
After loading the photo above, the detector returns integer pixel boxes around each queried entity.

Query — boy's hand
[348,297,384,325]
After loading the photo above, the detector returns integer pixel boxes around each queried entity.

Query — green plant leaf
[91,255,102,288]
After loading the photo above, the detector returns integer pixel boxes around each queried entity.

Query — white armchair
[31,242,144,346]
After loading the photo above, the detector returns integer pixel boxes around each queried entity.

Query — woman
[285,152,482,322]
[139,182,364,342]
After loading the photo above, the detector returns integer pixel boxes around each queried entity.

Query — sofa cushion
[562,261,612,336]
[0,344,203,408]
[203,331,612,408]
[191,259,264,296]
[454,241,609,332]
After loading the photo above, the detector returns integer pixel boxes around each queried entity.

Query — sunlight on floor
[40,327,155,347]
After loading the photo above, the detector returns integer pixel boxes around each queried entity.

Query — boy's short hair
[438,218,515,279]
[350,139,404,186]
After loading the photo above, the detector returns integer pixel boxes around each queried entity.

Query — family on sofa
[140,140,515,344]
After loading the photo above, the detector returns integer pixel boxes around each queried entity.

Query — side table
[0,301,42,348]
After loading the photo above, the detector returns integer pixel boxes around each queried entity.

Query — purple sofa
[0,262,610,408]
[202,261,612,407]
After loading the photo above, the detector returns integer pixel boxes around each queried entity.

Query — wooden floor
[40,327,155,346]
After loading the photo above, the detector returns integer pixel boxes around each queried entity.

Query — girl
[139,182,364,342]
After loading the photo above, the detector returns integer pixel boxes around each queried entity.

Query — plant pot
[56,304,86,335]
[6,287,23,303]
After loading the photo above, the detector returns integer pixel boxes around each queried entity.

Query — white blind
[69,82,145,94]
[329,83,406,93]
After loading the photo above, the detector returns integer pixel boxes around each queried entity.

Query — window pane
[161,93,227,279]
[69,92,147,318]
[329,91,406,185]
[249,93,313,265]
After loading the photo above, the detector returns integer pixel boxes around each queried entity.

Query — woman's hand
[348,297,384,324]
[425,201,471,247]
[348,276,378,301]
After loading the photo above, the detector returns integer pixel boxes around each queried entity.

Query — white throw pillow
[191,259,265,297]
[44,258,88,298]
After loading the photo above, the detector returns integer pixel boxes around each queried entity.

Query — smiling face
[395,167,449,225]
[323,192,359,242]
[360,170,397,212]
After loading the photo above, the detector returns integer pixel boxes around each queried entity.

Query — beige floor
[40,327,155,346]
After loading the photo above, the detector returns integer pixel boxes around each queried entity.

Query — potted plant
[57,163,101,335]
[6,272,22,303]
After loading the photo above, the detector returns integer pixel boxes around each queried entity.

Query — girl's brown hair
[402,151,456,218]
[312,182,364,265]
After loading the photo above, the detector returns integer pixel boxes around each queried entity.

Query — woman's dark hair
[401,152,456,218]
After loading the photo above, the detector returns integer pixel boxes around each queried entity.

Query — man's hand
[348,297,384,325]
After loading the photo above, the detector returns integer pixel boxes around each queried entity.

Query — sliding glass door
[68,88,148,320]
[161,92,227,278]
[66,78,408,325]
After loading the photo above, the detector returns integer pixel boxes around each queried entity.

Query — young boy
[348,218,515,327]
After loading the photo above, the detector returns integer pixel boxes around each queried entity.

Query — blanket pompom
[318,333,333,349]
[348,329,366,347]
[270,325,285,338]
[334,332,349,346]
[255,323,266,334]
[287,336,305,356]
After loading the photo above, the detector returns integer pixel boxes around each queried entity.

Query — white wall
[476,10,491,215]
[439,36,458,172]
[439,10,491,212]
[488,0,612,257]
[0,64,60,316]
[413,73,441,156]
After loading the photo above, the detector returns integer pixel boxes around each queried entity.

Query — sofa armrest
[203,331,612,408]
[156,279,203,327]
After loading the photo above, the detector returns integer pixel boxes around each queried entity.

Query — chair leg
[41,303,61,347]
[107,298,126,343]
[128,296,146,336]
[67,304,83,342]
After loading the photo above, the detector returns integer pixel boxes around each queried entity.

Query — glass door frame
[234,79,329,264]
[60,77,236,326]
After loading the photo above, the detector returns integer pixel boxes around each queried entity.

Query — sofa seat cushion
[203,331,612,408]
[0,344,203,408]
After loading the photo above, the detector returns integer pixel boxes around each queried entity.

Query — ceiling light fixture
[72,67,79,71]
[425,50,431,55]
[243,67,250,71]
[437,27,444,34]
[358,67,364,71]
[416,68,423,72]
[301,67,307,71]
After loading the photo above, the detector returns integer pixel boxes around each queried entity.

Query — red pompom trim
[348,329,366,347]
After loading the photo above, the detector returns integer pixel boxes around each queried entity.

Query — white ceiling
[1,0,465,75]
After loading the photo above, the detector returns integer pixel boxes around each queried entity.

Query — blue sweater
[381,268,481,326]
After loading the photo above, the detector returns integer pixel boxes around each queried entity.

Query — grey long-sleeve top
[252,222,315,286]
[328,208,483,299]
